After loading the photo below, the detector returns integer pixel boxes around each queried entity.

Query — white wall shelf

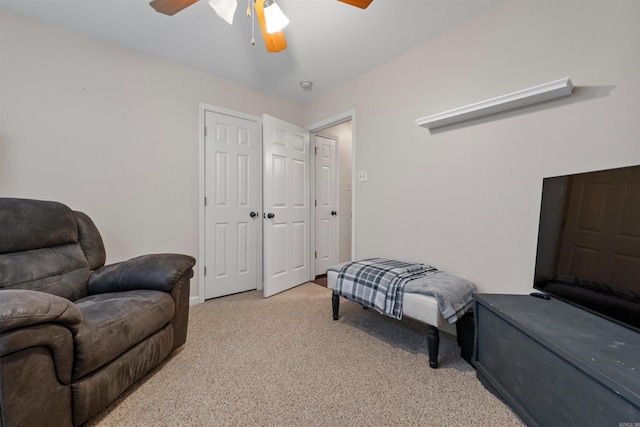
[416,77,574,130]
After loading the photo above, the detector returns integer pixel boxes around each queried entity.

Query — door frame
[198,103,264,304]
[308,109,356,267]
[196,106,356,303]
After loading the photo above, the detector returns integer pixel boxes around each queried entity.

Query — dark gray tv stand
[473,294,640,426]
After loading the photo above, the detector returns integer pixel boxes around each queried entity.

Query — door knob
[331,210,337,216]
[249,211,258,218]
[267,212,275,219]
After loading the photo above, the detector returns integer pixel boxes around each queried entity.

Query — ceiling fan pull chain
[250,0,256,45]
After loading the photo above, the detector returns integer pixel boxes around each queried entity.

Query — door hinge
[315,199,317,207]
[204,266,207,276]
[204,126,207,137]
[315,147,319,155]
[204,197,207,206]
[315,251,317,259]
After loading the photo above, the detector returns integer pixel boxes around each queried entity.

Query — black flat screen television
[533,164,640,332]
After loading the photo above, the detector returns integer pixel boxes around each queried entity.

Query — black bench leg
[332,291,340,320]
[426,325,440,369]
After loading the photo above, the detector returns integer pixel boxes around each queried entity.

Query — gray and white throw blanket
[404,270,477,323]
[336,258,437,320]
[335,258,477,323]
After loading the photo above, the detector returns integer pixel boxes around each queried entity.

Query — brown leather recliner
[0,198,195,426]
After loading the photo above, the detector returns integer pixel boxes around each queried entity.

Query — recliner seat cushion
[72,290,175,379]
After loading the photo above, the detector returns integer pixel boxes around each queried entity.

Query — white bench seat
[327,262,459,368]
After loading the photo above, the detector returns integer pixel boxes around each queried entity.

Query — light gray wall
[303,1,640,294]
[0,9,303,298]
[3,2,639,299]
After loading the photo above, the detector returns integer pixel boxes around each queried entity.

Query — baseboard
[190,296,201,305]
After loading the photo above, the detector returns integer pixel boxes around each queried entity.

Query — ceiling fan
[149,0,373,53]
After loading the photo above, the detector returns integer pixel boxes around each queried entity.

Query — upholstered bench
[327,260,476,368]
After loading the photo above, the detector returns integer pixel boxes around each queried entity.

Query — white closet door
[314,135,338,275]
[204,111,260,299]
[263,114,311,297]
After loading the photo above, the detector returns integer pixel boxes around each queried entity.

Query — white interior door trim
[198,102,263,304]
[307,109,356,262]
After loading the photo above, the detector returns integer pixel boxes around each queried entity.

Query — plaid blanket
[335,258,437,320]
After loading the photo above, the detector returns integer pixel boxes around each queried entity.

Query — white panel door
[205,111,260,299]
[314,135,338,275]
[263,114,311,297]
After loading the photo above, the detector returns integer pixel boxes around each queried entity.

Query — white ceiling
[0,0,506,103]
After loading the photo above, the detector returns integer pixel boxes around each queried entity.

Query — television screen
[533,164,640,332]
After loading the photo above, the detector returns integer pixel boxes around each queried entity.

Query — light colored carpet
[86,283,524,426]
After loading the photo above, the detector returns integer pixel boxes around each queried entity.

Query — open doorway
[311,118,353,286]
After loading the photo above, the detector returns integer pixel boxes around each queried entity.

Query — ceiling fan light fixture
[263,0,289,34]
[208,0,238,25]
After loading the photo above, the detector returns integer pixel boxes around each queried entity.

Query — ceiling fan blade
[337,0,373,9]
[255,0,287,53]
[149,0,199,15]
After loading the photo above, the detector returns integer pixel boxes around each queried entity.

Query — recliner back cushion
[0,198,91,301]
[74,211,106,271]
[0,198,77,254]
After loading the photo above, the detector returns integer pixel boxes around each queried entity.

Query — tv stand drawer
[473,294,640,426]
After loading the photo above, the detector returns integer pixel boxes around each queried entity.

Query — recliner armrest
[0,324,76,427]
[88,253,196,294]
[0,289,82,334]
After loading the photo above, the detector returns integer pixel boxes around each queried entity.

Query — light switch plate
[358,171,368,182]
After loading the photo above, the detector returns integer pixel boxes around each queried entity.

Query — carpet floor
[86,283,524,426]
